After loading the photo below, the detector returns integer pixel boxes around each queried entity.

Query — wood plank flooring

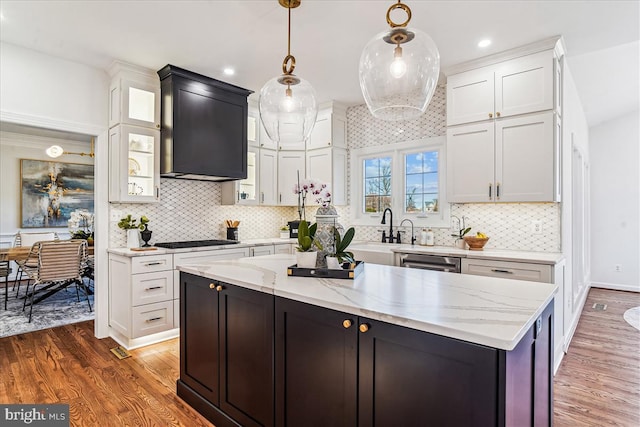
[0,287,637,426]
[554,288,640,427]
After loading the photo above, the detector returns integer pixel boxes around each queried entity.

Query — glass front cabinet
[108,63,161,203]
[109,125,160,203]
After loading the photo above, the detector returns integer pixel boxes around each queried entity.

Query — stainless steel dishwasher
[398,253,462,273]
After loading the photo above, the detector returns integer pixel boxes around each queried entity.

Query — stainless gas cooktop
[154,239,239,249]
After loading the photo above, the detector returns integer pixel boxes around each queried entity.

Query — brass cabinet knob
[209,283,216,289]
[342,319,353,329]
[156,124,160,129]
[216,285,223,292]
[359,323,369,333]
[488,113,493,118]
[496,112,501,117]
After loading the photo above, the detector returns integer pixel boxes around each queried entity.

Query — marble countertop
[350,242,564,265]
[178,254,557,351]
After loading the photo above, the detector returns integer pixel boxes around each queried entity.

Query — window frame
[350,136,450,228]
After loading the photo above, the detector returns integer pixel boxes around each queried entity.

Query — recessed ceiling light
[223,67,235,76]
[478,39,491,48]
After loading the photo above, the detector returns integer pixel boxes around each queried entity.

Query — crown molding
[0,110,106,136]
[443,36,564,76]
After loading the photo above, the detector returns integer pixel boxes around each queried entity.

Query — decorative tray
[287,261,364,280]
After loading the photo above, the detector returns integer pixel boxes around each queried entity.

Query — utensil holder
[226,227,238,241]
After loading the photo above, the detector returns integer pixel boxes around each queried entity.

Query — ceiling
[1,0,638,128]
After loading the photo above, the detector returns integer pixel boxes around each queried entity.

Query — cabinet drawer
[132,301,174,338]
[173,248,250,266]
[131,254,173,274]
[462,259,552,283]
[132,270,174,306]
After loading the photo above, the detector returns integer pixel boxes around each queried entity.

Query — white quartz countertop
[178,254,557,351]
[350,242,564,265]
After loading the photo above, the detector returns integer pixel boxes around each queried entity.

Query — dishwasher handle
[402,261,460,272]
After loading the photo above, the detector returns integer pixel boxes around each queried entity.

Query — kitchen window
[363,156,392,213]
[351,136,449,227]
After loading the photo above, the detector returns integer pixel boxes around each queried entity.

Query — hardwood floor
[0,287,637,426]
[0,321,212,426]
[554,288,640,427]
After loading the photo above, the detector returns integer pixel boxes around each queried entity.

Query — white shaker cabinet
[109,253,176,349]
[307,103,347,150]
[306,147,347,206]
[447,111,556,203]
[278,151,305,206]
[447,50,554,126]
[259,149,278,205]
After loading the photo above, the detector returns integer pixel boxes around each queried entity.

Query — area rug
[0,280,94,338]
[623,306,640,331]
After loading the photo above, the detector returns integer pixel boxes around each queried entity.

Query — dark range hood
[157,65,253,181]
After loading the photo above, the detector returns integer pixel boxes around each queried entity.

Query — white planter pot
[127,229,140,248]
[296,251,317,268]
[280,231,290,239]
[326,256,342,270]
[454,239,467,250]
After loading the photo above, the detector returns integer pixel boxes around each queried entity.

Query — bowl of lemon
[463,232,490,250]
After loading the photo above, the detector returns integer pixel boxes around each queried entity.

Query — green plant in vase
[333,227,356,265]
[296,220,320,252]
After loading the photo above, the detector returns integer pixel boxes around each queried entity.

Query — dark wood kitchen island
[176,254,556,427]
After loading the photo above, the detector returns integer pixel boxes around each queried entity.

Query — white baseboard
[554,345,565,375]
[591,281,640,293]
[109,327,179,351]
[563,283,591,353]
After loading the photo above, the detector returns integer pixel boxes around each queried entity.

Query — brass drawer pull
[359,323,370,333]
[145,286,162,291]
[343,319,353,329]
[491,269,513,274]
[146,317,162,322]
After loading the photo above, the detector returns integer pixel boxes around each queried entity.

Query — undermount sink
[350,242,400,266]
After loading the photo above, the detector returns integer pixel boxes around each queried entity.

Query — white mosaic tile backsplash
[109,179,296,248]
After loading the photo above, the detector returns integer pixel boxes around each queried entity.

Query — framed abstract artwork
[20,159,94,228]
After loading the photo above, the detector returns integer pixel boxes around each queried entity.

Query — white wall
[590,110,640,292]
[0,42,110,337]
[0,42,108,132]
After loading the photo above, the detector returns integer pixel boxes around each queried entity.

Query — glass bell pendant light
[359,0,440,121]
[259,0,317,145]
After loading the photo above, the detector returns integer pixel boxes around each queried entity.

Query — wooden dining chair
[21,239,91,323]
[13,231,59,295]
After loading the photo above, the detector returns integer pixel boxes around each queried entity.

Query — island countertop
[178,254,557,351]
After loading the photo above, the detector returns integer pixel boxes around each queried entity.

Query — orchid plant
[293,178,331,220]
[68,209,94,240]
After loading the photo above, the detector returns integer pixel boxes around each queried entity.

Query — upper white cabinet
[445,40,563,203]
[447,111,557,202]
[259,149,278,205]
[109,62,161,203]
[307,103,347,150]
[306,147,347,206]
[109,63,161,130]
[278,151,305,205]
[221,146,259,205]
[109,125,160,203]
[447,50,554,126]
